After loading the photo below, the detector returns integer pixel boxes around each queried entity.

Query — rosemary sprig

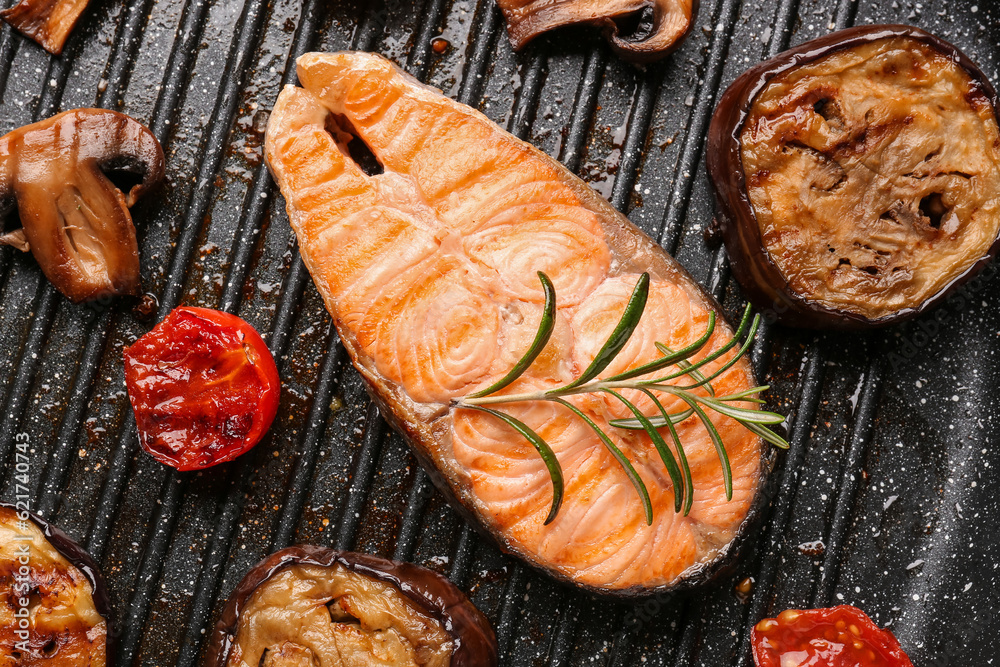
[454,273,788,525]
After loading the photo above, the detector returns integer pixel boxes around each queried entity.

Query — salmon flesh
[264,52,770,595]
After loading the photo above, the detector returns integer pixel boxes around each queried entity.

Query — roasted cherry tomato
[752,606,914,667]
[124,306,280,471]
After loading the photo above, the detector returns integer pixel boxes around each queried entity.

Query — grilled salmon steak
[265,52,770,595]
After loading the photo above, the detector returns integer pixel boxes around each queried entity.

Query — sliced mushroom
[0,0,91,55]
[707,26,1000,328]
[207,546,498,667]
[0,503,112,666]
[0,108,165,303]
[495,0,697,63]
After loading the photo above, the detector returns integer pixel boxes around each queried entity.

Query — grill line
[735,347,826,667]
[813,357,885,606]
[0,48,77,497]
[728,2,877,663]
[32,0,170,517]
[96,0,282,660]
[657,0,742,254]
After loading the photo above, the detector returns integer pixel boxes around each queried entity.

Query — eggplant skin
[707,25,1000,329]
[0,503,113,666]
[206,545,498,667]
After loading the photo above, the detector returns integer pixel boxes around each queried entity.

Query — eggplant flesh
[0,504,110,667]
[707,25,1000,328]
[207,546,498,667]
[495,0,697,63]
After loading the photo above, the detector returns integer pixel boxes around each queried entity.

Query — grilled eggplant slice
[0,503,111,666]
[206,546,497,667]
[707,25,1000,329]
[0,108,165,303]
[495,0,697,63]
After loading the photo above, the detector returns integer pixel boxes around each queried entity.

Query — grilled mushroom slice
[207,546,497,667]
[707,25,1000,328]
[0,108,165,303]
[0,503,111,666]
[495,0,697,63]
[0,0,90,54]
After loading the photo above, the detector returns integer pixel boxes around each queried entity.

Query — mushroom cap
[496,0,698,64]
[0,108,165,303]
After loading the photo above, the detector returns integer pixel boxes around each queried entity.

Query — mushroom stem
[0,229,29,251]
[0,0,91,55]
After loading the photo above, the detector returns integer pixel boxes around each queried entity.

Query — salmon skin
[265,52,771,596]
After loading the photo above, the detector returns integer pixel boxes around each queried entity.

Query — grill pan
[0,0,997,664]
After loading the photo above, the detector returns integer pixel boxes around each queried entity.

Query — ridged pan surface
[0,0,995,664]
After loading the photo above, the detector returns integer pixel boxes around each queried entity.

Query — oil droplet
[252,109,269,134]
[735,576,754,602]
[703,217,723,248]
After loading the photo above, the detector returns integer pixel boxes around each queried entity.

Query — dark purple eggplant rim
[0,502,114,663]
[205,545,498,667]
[706,24,1000,330]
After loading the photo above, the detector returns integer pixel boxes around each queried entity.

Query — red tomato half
[124,306,280,471]
[752,606,914,667]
